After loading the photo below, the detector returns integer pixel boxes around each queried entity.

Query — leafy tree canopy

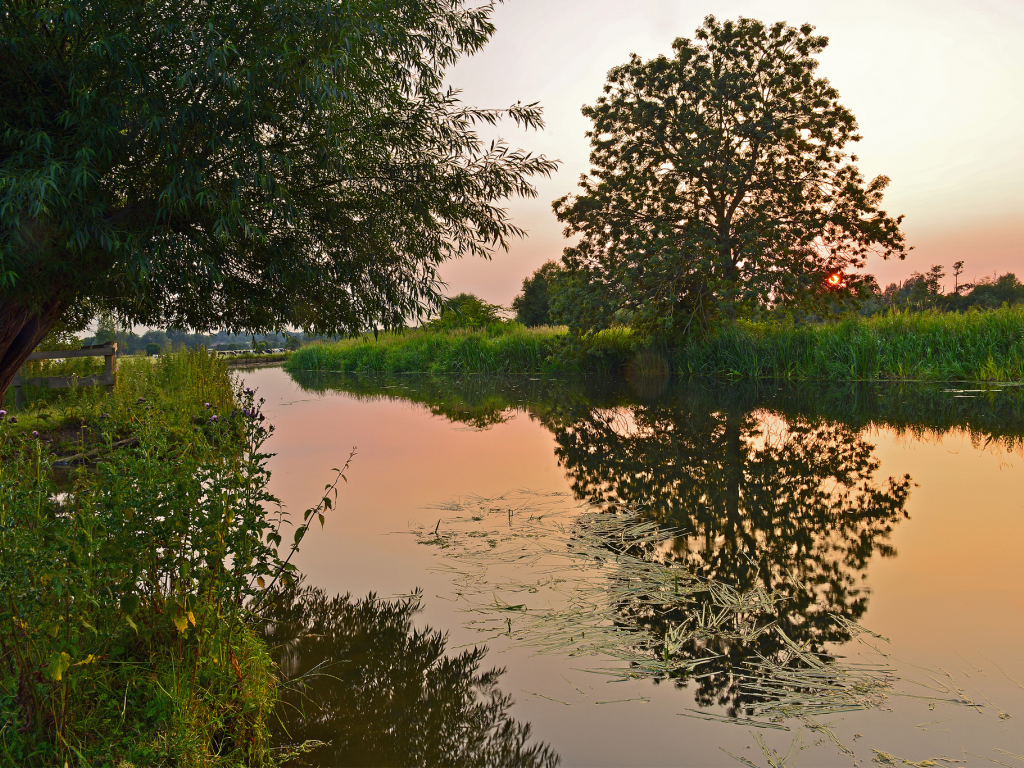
[425,292,506,331]
[553,15,908,341]
[511,260,563,326]
[0,0,555,398]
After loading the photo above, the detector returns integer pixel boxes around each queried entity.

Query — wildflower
[204,402,211,408]
[136,397,147,404]
[0,410,6,417]
[31,430,39,438]
[8,417,17,424]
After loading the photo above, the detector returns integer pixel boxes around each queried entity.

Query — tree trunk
[0,297,66,406]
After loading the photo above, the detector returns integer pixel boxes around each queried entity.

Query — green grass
[288,307,1024,382]
[678,307,1024,382]
[287,324,567,375]
[0,349,300,766]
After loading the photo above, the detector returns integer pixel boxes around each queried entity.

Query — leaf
[120,593,140,616]
[173,615,188,633]
[125,615,138,633]
[257,576,266,589]
[318,513,325,527]
[47,651,71,682]
[187,611,196,627]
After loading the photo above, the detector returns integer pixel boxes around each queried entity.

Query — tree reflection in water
[541,402,912,716]
[260,582,559,768]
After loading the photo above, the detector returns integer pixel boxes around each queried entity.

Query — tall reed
[678,307,1024,381]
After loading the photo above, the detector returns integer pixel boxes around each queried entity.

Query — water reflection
[260,581,559,768]
[541,402,912,715]
[282,371,1024,724]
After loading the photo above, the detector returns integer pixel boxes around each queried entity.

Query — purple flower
[8,417,17,424]
[209,415,219,423]
[101,413,109,418]
[31,430,39,438]
[136,397,147,404]
[0,410,6,417]
[204,402,211,409]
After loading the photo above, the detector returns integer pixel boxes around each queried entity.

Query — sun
[827,273,843,287]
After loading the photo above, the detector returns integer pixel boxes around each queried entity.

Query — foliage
[286,305,1024,382]
[552,15,907,340]
[0,349,333,764]
[680,305,1024,381]
[425,293,508,332]
[0,0,555,400]
[965,272,1024,309]
[261,581,559,768]
[287,325,566,376]
[511,262,563,326]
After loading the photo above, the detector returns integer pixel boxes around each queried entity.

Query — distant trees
[552,16,907,341]
[871,265,1024,313]
[511,262,564,326]
[426,294,506,331]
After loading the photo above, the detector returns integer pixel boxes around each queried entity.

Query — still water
[241,366,1024,767]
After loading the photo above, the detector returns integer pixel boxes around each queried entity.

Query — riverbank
[287,307,1024,382]
[0,350,291,765]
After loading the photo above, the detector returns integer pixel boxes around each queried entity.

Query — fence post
[105,342,118,394]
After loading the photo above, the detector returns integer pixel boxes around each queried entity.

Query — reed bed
[679,306,1024,381]
[287,325,565,375]
[288,307,1024,381]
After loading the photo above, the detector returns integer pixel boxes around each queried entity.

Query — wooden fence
[11,342,118,409]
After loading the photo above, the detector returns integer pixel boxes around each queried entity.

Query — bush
[0,350,307,765]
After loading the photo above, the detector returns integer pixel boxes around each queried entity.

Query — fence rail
[12,342,118,409]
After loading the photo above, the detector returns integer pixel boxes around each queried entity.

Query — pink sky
[439,0,1024,305]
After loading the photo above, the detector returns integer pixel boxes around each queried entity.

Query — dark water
[242,367,1024,767]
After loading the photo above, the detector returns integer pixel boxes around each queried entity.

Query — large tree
[0,0,556,400]
[553,15,908,339]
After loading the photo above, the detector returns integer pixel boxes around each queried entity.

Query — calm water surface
[241,366,1024,767]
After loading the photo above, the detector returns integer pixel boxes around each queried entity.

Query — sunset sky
[439,0,1023,307]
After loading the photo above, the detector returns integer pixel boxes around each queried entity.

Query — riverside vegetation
[0,350,340,765]
[287,305,1024,382]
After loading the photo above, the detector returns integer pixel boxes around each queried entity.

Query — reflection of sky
[246,367,1024,766]
[439,0,1024,305]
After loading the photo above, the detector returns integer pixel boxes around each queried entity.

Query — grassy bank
[287,324,568,375]
[288,307,1024,382]
[680,306,1024,381]
[0,350,313,765]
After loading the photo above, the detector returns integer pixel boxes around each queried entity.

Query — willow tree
[0,0,556,399]
[553,15,908,339]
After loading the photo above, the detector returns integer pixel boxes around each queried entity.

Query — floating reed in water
[416,491,1021,764]
[416,493,895,723]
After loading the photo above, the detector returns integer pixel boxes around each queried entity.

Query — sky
[438,0,1024,307]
